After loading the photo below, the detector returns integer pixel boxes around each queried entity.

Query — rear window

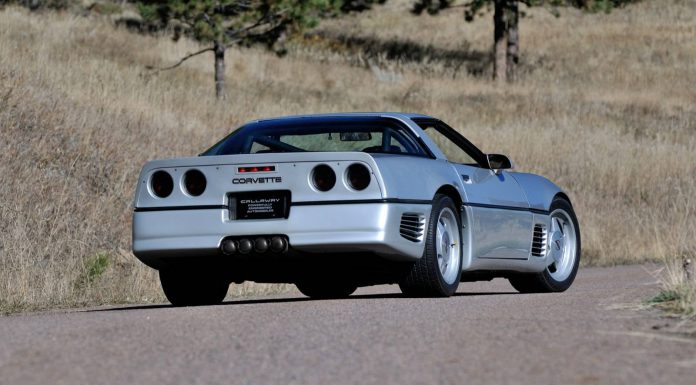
[202,118,428,157]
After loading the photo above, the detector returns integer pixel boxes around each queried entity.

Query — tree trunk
[506,0,519,82]
[214,39,225,99]
[493,0,507,82]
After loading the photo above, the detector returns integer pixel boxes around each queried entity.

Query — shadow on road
[85,291,518,313]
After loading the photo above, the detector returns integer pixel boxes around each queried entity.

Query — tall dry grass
[0,0,694,312]
[652,256,696,317]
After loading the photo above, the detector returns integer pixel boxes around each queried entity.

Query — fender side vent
[400,213,425,242]
[531,224,547,257]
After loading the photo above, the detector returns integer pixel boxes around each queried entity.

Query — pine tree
[412,0,638,82]
[138,0,335,99]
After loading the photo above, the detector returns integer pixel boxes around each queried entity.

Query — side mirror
[487,154,514,172]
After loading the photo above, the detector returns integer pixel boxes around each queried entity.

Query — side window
[249,142,270,154]
[419,123,478,165]
[388,136,404,152]
[250,142,271,153]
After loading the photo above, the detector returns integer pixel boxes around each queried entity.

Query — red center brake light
[238,166,275,173]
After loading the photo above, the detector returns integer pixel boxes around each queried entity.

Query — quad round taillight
[183,169,207,196]
[346,163,371,191]
[311,164,336,192]
[150,170,174,198]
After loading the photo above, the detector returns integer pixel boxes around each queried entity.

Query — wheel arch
[434,184,473,272]
[553,192,572,207]
[434,184,462,209]
[510,172,567,213]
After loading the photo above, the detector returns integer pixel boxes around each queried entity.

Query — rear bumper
[132,203,430,268]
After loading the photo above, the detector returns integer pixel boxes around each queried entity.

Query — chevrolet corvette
[132,113,580,305]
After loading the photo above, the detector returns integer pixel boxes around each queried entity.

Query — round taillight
[311,164,336,192]
[151,170,173,198]
[183,169,206,196]
[346,163,371,191]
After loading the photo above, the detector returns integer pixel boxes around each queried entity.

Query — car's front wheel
[159,268,229,306]
[399,194,463,297]
[508,197,581,293]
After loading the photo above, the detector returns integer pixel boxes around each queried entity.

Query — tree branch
[224,22,286,49]
[146,47,215,72]
[224,11,273,39]
[202,12,214,27]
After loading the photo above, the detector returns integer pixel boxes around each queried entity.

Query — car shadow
[85,291,519,313]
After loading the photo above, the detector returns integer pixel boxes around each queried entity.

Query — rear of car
[132,116,432,271]
[131,113,582,305]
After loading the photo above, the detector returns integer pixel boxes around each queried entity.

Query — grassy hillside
[1,0,695,312]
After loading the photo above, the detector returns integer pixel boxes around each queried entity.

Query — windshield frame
[201,116,431,158]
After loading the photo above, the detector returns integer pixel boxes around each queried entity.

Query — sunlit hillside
[1,0,694,312]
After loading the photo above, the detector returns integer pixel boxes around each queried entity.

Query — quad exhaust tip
[221,236,288,255]
[238,239,253,254]
[221,239,238,255]
[254,237,269,253]
[270,236,288,253]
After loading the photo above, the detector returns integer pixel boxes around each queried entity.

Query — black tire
[295,280,357,299]
[508,197,581,293]
[399,194,463,297]
[159,268,229,306]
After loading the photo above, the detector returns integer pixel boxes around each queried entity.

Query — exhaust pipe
[254,237,269,253]
[270,236,288,253]
[238,239,253,254]
[221,239,238,255]
[221,235,289,255]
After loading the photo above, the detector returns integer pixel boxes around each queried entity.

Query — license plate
[232,191,290,220]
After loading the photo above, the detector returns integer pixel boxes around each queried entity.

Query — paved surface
[1,265,695,385]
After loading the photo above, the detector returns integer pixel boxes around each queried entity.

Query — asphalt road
[1,265,694,385]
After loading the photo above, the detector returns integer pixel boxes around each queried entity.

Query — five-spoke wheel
[508,197,581,293]
[399,194,463,297]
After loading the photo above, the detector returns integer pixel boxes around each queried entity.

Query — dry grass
[1,0,695,312]
[650,256,696,319]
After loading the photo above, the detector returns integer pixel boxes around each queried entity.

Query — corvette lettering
[232,177,282,184]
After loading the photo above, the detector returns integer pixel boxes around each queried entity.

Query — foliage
[89,2,124,15]
[409,0,640,82]
[650,286,696,316]
[570,0,641,13]
[4,0,73,10]
[411,0,640,20]
[650,290,680,304]
[134,1,388,97]
[336,0,386,12]
[137,0,338,48]
[652,256,696,317]
[75,252,110,290]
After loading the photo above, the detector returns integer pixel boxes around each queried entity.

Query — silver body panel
[132,113,569,276]
[134,202,431,267]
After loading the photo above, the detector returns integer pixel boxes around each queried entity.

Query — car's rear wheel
[159,268,229,306]
[399,194,463,297]
[508,197,581,293]
[295,279,358,299]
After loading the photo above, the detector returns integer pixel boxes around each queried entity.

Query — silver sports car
[132,113,580,306]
